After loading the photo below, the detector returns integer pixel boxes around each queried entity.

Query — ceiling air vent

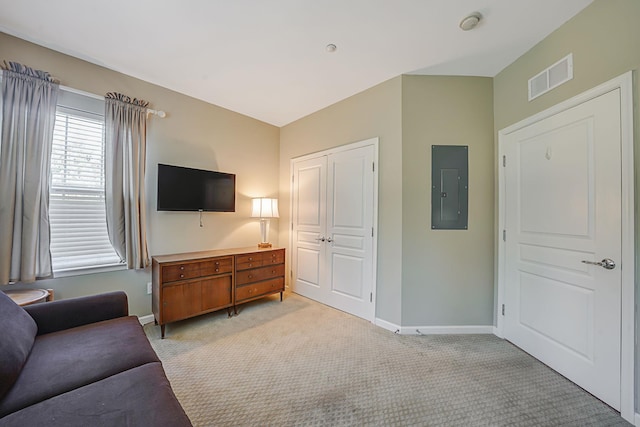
[528,53,573,101]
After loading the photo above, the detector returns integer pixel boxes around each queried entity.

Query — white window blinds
[49,92,122,272]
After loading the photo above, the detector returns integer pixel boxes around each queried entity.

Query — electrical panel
[431,145,468,230]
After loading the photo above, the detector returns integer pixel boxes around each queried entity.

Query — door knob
[326,237,333,243]
[315,236,326,242]
[581,258,616,270]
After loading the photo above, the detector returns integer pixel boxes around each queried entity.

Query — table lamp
[251,198,279,248]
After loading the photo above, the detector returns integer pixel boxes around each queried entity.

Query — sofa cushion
[0,291,37,401]
[25,291,129,335]
[0,315,160,417]
[0,362,192,427]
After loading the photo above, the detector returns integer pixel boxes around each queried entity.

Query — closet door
[324,146,375,320]
[292,156,327,302]
[291,142,376,321]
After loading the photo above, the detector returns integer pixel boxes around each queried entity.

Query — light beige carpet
[145,293,630,426]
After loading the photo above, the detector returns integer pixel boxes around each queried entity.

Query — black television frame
[157,163,236,212]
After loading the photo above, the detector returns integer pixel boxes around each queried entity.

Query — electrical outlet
[146,282,152,295]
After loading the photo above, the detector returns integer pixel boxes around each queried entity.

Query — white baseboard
[400,325,494,335]
[374,318,401,333]
[373,319,493,335]
[138,314,155,325]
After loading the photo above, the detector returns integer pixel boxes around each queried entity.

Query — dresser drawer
[162,262,201,282]
[236,264,285,286]
[262,249,285,266]
[236,253,263,270]
[199,257,233,276]
[236,250,284,270]
[236,277,284,302]
[162,256,232,283]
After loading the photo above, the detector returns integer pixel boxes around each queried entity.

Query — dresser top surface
[152,246,284,264]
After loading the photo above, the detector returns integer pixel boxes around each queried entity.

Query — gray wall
[401,75,494,327]
[279,77,403,325]
[279,74,495,328]
[492,0,640,411]
[0,32,280,316]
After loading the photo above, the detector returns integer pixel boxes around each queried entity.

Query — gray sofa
[0,290,191,426]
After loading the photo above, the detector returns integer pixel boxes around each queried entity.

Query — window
[49,90,123,273]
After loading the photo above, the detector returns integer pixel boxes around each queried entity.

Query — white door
[292,156,327,303]
[502,89,621,409]
[292,142,376,321]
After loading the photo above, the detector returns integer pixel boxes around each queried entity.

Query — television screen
[157,163,236,212]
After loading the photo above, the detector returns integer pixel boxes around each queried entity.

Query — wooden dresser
[152,247,285,338]
[235,249,285,312]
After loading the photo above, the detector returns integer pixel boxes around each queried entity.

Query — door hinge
[290,270,293,279]
[371,228,374,237]
[502,304,505,316]
[291,223,293,231]
[502,230,506,242]
[370,292,373,303]
[502,155,506,167]
[292,175,294,184]
[372,162,375,172]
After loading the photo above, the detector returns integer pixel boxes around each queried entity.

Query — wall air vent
[528,53,573,101]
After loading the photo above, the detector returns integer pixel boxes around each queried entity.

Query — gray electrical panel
[431,145,468,230]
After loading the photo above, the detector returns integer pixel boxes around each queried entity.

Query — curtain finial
[105,92,149,108]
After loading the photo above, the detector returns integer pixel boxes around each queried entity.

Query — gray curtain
[0,62,59,285]
[104,92,150,269]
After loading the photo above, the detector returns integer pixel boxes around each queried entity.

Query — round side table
[3,289,52,306]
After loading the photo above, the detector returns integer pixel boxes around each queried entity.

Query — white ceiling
[0,0,593,127]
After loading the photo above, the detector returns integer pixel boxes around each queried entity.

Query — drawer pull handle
[248,257,253,261]
[180,274,184,278]
[248,275,253,279]
[272,270,276,274]
[215,268,219,272]
[180,266,184,270]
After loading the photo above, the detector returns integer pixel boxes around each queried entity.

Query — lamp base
[258,242,273,248]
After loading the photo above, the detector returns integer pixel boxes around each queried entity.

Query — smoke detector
[459,13,482,31]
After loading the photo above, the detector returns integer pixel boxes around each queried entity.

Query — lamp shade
[251,198,279,218]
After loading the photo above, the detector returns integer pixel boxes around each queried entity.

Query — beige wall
[493,0,640,410]
[0,32,280,316]
[279,77,403,324]
[401,75,494,326]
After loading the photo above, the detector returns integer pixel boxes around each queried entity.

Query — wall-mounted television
[157,163,236,212]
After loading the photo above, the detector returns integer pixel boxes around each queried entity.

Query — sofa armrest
[24,291,129,335]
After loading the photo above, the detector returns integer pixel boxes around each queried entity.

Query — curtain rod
[0,77,167,119]
[60,85,166,118]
